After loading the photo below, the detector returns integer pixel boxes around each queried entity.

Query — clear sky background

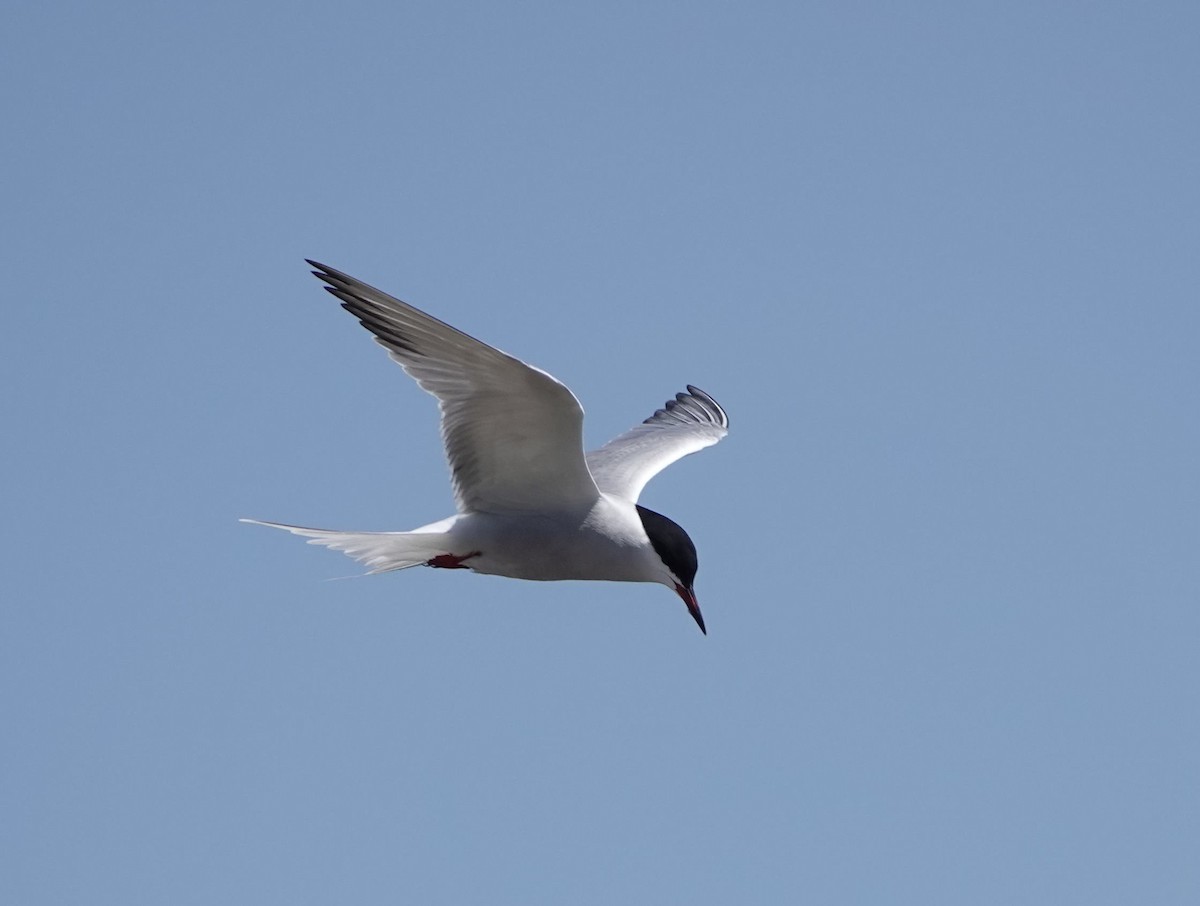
[4,2,1197,903]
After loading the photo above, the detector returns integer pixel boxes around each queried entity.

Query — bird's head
[636,505,705,634]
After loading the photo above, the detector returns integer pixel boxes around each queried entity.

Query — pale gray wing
[308,261,600,514]
[586,386,728,503]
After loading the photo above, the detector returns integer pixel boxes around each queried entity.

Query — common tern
[244,261,729,633]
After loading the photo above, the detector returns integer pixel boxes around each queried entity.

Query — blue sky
[4,2,1198,903]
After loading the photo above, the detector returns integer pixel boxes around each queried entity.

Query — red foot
[426,551,481,569]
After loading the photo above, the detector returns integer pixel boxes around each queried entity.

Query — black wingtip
[641,385,729,431]
[684,384,730,429]
[306,259,348,285]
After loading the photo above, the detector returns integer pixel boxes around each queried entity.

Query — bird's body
[244,261,728,633]
[423,498,668,583]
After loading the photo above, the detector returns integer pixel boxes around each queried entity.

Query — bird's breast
[450,504,658,583]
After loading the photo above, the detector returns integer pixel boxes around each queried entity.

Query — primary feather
[586,386,729,502]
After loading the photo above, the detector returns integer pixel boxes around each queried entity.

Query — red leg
[425,551,481,569]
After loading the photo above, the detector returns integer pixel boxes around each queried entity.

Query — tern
[244,261,729,633]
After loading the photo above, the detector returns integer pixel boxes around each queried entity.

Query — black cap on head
[636,505,698,588]
[637,505,705,632]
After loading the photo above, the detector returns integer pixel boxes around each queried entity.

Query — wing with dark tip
[307,261,600,514]
[586,385,729,503]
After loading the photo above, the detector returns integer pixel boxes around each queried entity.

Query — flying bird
[244,261,729,633]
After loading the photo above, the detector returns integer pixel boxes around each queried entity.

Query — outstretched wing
[586,385,728,503]
[308,261,600,514]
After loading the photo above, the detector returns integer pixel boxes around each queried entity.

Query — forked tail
[241,518,450,574]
